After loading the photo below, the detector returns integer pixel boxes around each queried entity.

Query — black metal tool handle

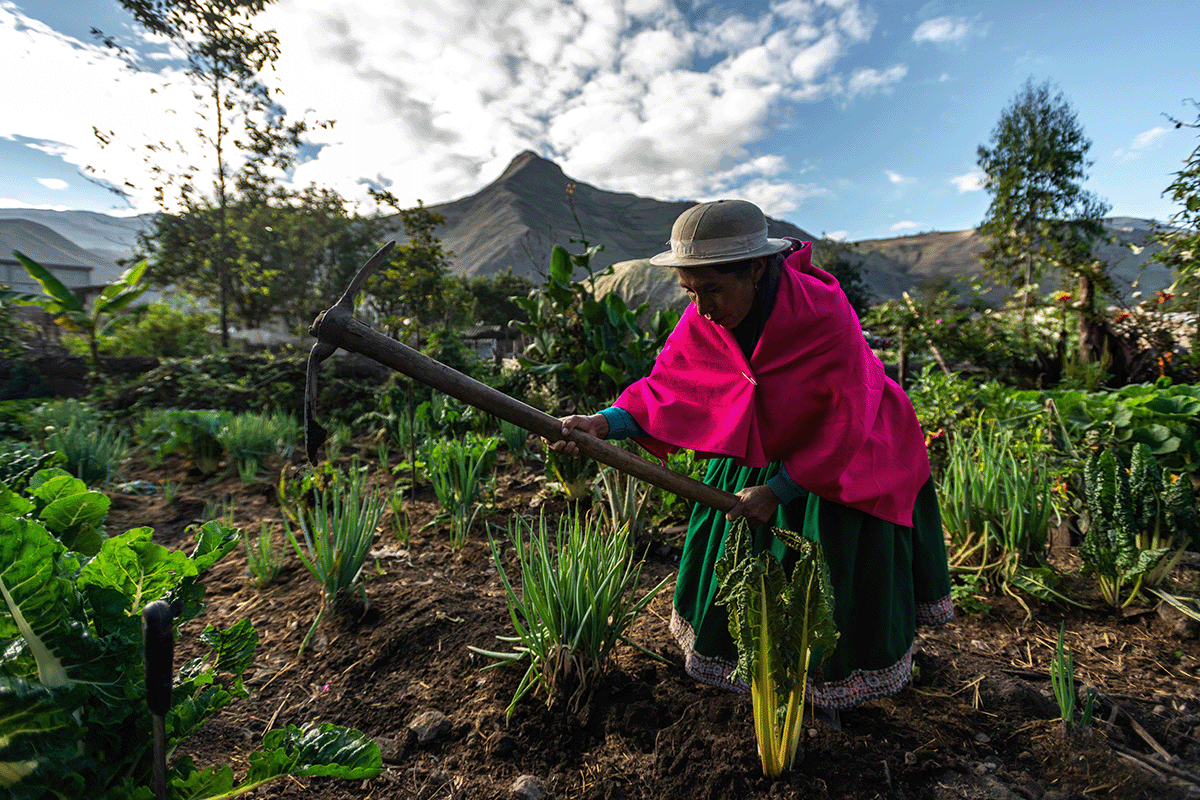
[142,600,175,716]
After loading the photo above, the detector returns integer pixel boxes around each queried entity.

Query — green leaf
[199,619,258,677]
[13,252,83,313]
[247,723,382,784]
[78,528,198,617]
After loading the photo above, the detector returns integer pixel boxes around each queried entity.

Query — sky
[2,0,1198,242]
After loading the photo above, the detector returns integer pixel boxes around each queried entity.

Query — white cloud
[3,0,886,216]
[950,171,985,193]
[0,197,72,211]
[37,178,69,190]
[825,230,849,241]
[1115,126,1170,160]
[912,16,979,46]
[885,170,913,184]
[845,64,907,99]
[890,220,919,232]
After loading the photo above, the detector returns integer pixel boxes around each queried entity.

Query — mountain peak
[495,150,566,185]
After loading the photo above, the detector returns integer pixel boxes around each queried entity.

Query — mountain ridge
[0,152,1172,305]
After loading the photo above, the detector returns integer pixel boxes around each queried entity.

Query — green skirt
[669,459,953,709]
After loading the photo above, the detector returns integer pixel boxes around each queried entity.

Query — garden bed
[106,449,1200,800]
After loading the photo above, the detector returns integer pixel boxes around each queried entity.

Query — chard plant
[424,434,498,549]
[283,471,385,654]
[714,521,839,779]
[470,512,668,720]
[0,470,381,798]
[1081,446,1197,607]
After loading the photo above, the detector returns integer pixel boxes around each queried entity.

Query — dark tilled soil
[104,447,1200,800]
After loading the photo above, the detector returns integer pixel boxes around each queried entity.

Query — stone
[408,710,452,743]
[511,774,545,800]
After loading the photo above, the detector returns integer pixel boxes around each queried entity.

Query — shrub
[47,418,130,487]
[98,301,215,359]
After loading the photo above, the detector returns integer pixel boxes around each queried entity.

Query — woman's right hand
[549,413,609,456]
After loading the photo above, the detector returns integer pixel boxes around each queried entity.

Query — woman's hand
[725,484,781,528]
[548,413,609,456]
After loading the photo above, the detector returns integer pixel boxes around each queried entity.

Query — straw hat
[649,199,791,268]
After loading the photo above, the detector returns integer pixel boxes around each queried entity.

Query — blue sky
[2,0,1198,241]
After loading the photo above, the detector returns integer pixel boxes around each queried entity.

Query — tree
[364,196,468,342]
[1151,100,1200,349]
[95,0,322,345]
[976,78,1112,361]
[140,179,386,331]
[467,268,535,326]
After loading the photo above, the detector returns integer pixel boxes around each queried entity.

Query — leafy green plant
[1050,623,1094,735]
[47,417,131,487]
[1,252,150,370]
[0,467,110,556]
[24,398,101,447]
[0,470,382,797]
[938,420,1062,614]
[0,441,60,493]
[243,522,285,587]
[470,512,668,720]
[513,241,679,415]
[283,471,385,654]
[424,434,498,549]
[714,522,839,778]
[1081,446,1197,607]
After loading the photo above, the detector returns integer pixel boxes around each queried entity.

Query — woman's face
[677,260,766,330]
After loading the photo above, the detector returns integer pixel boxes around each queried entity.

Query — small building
[0,218,112,300]
[461,323,524,362]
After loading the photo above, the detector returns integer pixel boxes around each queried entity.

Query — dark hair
[708,250,788,276]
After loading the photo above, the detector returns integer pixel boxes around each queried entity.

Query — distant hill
[0,155,1173,309]
[0,219,119,294]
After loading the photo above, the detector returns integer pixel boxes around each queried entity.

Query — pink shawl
[615,242,930,526]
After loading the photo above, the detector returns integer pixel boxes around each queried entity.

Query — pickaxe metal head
[304,241,395,464]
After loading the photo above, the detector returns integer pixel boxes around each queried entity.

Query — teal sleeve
[766,469,805,505]
[598,407,647,440]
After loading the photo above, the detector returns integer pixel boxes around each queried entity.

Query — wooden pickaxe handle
[306,243,737,515]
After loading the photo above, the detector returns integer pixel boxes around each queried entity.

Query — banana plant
[2,251,149,371]
[715,522,839,778]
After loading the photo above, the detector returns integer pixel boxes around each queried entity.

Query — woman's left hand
[725,484,781,528]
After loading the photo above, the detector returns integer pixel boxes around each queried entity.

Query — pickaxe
[304,241,737,514]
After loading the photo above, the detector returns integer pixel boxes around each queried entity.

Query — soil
[104,444,1200,800]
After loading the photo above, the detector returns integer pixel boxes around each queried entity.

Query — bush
[98,302,216,359]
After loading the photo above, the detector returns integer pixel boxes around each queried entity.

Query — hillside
[0,155,1173,306]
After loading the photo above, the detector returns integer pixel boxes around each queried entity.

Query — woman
[551,199,952,716]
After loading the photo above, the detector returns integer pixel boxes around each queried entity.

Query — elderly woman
[552,199,952,720]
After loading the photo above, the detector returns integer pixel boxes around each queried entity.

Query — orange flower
[1114,311,1131,323]
[1052,290,1073,305]
[1157,290,1175,303]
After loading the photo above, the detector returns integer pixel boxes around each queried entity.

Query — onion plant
[283,472,385,654]
[938,420,1061,613]
[219,410,298,483]
[243,522,285,587]
[47,417,130,487]
[424,434,498,549]
[593,464,652,541]
[470,512,668,720]
[500,418,531,460]
[1049,623,1093,735]
[714,521,839,778]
